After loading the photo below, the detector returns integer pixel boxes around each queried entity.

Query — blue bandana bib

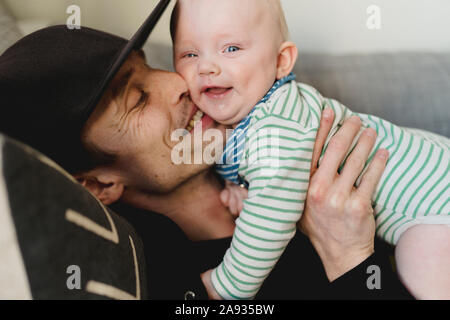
[216,73,296,186]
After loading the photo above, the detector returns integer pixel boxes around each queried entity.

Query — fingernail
[323,108,332,119]
[365,128,377,137]
[377,149,389,159]
[350,116,361,123]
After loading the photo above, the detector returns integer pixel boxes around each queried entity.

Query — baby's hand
[201,269,223,300]
[219,181,248,218]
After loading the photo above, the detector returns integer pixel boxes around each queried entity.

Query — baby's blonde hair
[170,0,290,42]
[266,0,290,41]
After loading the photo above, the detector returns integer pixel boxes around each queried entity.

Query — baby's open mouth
[202,86,233,98]
[186,109,204,132]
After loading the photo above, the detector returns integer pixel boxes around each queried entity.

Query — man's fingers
[315,116,362,184]
[337,128,377,194]
[220,189,230,207]
[228,193,238,216]
[237,186,248,201]
[311,108,335,177]
[237,200,244,215]
[233,187,246,215]
[356,149,389,200]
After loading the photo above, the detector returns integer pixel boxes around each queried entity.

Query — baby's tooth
[186,110,204,132]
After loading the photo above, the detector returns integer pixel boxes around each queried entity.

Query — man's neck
[122,170,235,241]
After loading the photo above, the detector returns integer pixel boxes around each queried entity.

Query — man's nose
[198,57,220,77]
[166,71,190,105]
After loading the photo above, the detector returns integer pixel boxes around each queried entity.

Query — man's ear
[74,170,124,205]
[276,41,298,80]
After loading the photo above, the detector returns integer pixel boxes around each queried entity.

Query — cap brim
[92,0,171,116]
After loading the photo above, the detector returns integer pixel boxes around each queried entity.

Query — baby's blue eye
[224,46,240,53]
[184,53,197,58]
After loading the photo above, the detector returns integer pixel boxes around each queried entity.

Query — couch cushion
[0,134,147,299]
[295,53,450,137]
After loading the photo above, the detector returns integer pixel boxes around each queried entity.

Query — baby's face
[173,0,283,126]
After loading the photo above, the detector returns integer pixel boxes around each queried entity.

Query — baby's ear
[276,41,298,79]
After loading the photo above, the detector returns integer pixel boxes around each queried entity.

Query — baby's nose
[198,58,220,76]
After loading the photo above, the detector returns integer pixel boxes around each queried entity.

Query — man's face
[83,51,227,194]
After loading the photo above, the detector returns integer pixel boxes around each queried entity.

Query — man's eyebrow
[111,68,134,101]
[136,49,146,60]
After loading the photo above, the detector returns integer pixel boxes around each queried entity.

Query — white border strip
[0,137,32,299]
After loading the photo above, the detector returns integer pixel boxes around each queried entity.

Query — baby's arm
[210,115,318,299]
[395,224,450,299]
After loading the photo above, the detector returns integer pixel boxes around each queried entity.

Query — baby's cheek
[174,61,191,79]
[175,64,199,98]
[181,68,196,88]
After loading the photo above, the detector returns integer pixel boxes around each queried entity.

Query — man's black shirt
[112,203,413,300]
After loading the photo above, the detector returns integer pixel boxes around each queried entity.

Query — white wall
[4,0,450,54]
[4,0,175,43]
[282,0,450,54]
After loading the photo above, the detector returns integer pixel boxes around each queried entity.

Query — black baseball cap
[0,0,171,173]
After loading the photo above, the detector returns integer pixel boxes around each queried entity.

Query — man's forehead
[116,50,146,81]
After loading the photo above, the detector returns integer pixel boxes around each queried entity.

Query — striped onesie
[212,74,450,300]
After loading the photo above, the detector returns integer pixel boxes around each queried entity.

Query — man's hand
[123,169,236,241]
[298,109,389,282]
[201,269,223,300]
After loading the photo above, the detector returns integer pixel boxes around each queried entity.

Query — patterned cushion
[0,134,147,299]
[0,1,22,55]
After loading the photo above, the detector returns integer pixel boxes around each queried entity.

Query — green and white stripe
[211,81,450,300]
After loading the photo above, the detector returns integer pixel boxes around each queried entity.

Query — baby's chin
[197,102,245,126]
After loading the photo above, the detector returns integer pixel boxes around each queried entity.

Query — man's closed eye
[135,90,149,109]
[128,89,149,112]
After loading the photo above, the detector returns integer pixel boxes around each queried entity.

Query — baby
[171,0,450,299]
